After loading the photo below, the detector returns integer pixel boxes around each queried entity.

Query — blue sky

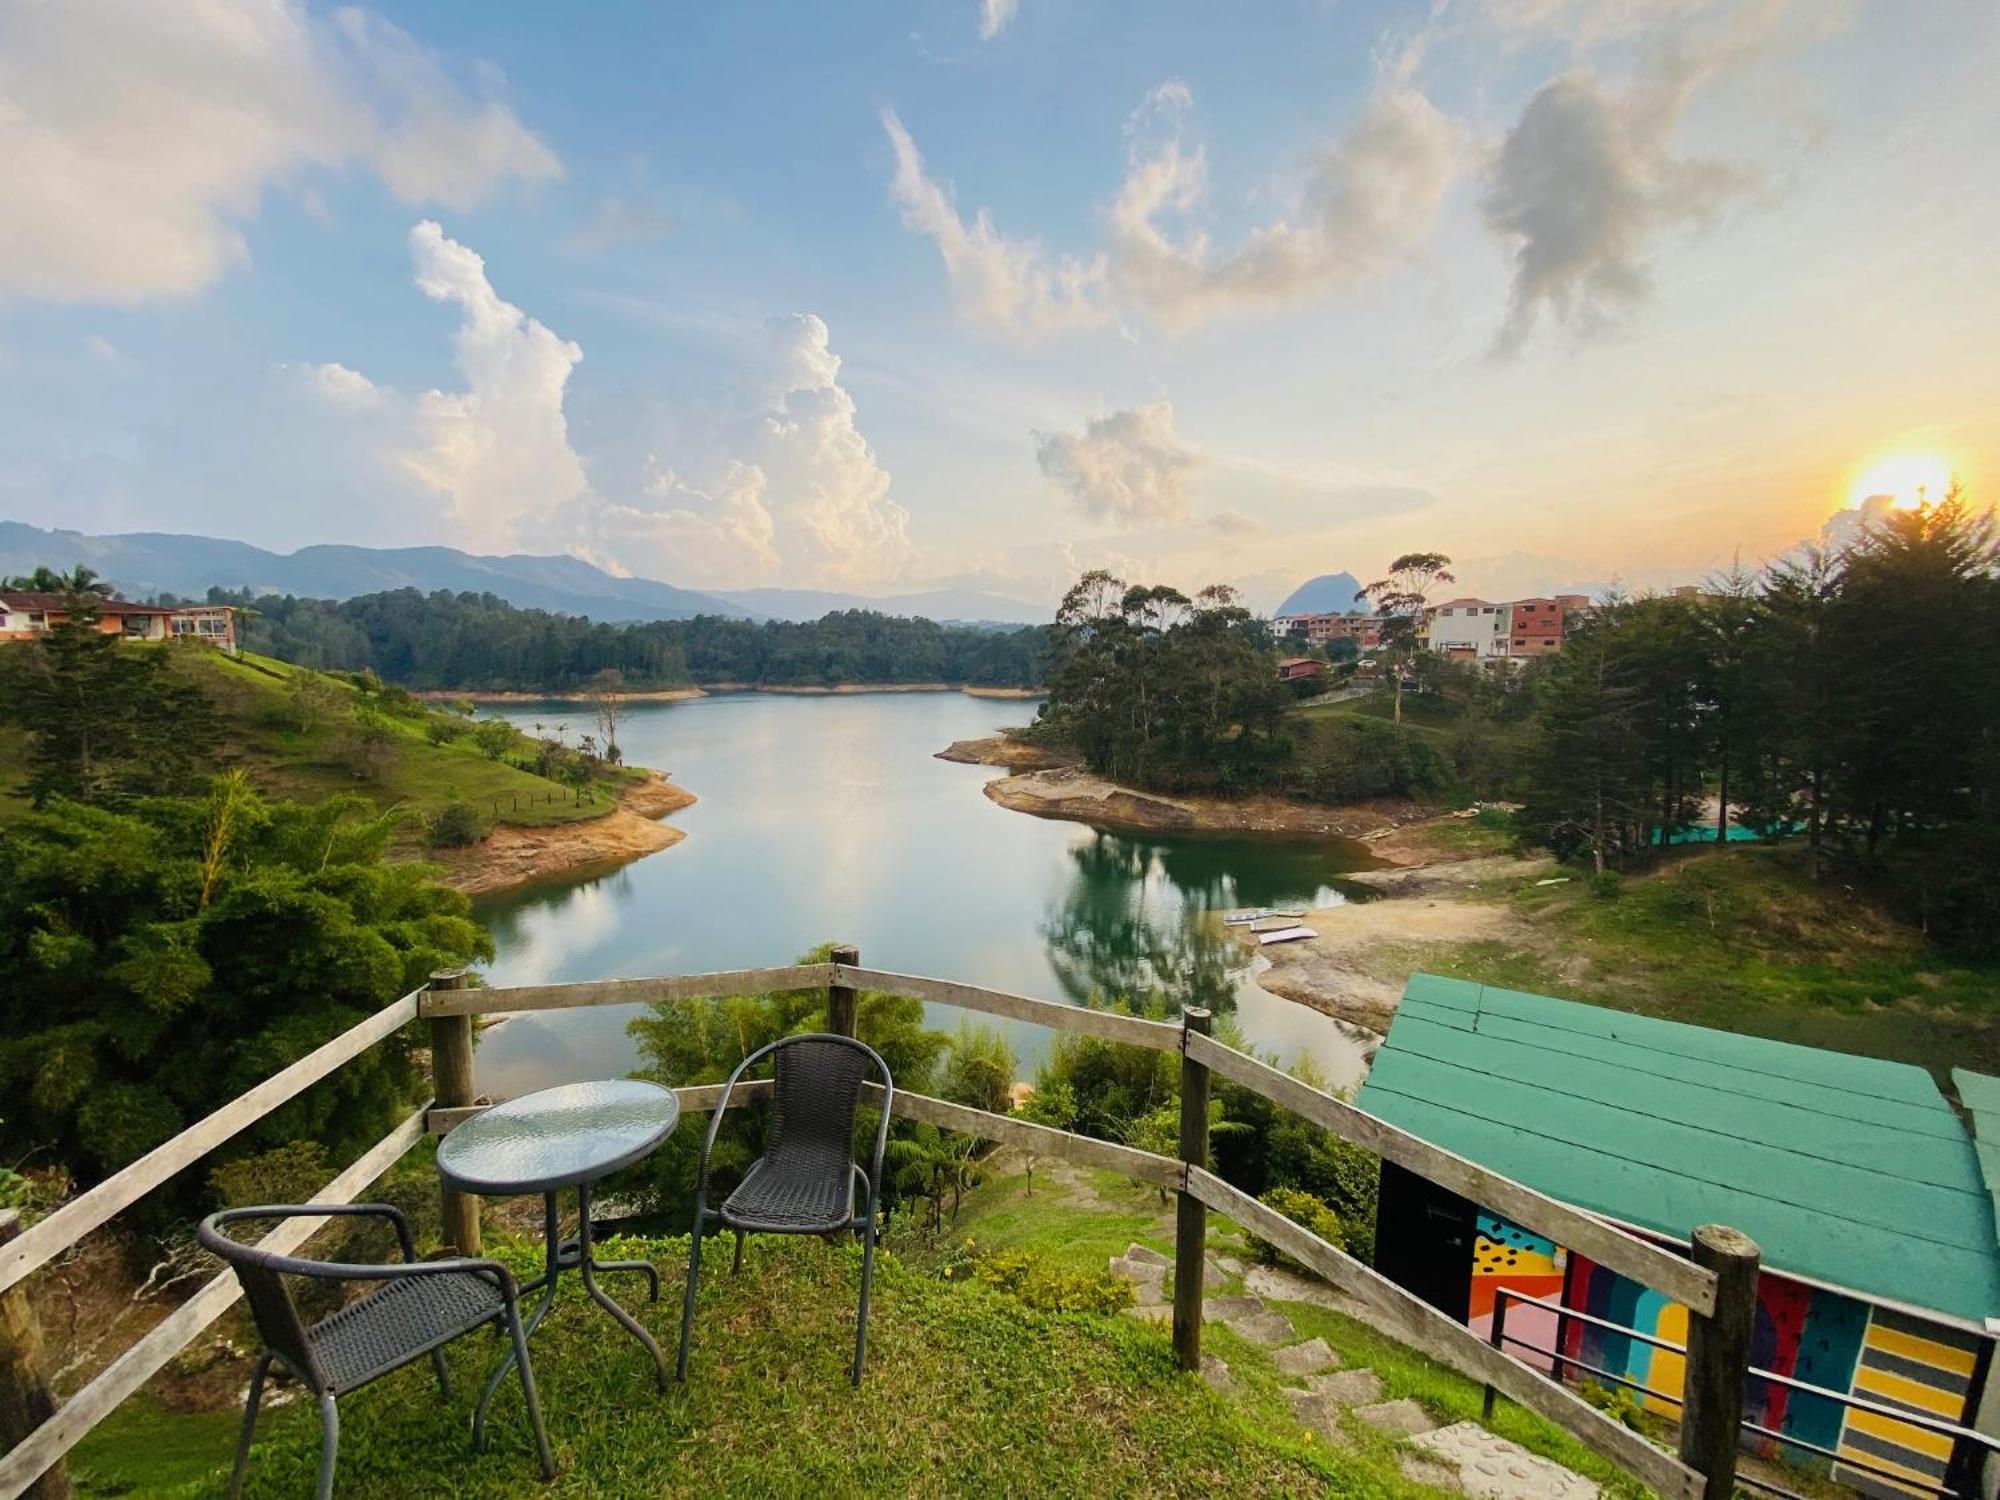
[1,0,1995,608]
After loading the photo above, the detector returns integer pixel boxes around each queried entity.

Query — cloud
[1206,509,1264,533]
[0,0,556,305]
[1481,3,1783,354]
[564,194,672,255]
[299,361,388,411]
[1035,403,1202,527]
[1109,82,1461,328]
[881,110,1110,340]
[882,81,1458,336]
[84,334,138,375]
[979,0,1020,40]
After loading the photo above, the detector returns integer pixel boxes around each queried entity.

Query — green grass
[68,1397,242,1496]
[85,1235,1409,1499]
[1376,844,2000,1077]
[930,1164,1175,1274]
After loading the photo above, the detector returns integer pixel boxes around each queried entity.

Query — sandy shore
[976,763,1425,841]
[421,683,1042,704]
[936,735,1077,770]
[425,772,697,896]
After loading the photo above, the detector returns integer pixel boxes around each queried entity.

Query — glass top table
[436,1079,682,1440]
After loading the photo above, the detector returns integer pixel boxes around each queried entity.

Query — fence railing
[1,955,1762,1500]
[1488,1286,1999,1500]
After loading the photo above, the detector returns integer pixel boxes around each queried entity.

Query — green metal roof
[1356,975,2000,1325]
[1950,1067,2000,1260]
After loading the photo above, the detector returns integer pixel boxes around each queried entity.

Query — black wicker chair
[677,1033,893,1385]
[197,1204,555,1500]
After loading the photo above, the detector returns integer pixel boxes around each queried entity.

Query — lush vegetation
[210,586,1048,692]
[1521,495,1999,954]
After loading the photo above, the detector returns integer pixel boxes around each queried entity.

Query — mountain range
[0,523,1053,626]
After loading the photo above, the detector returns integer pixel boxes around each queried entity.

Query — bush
[942,1244,1134,1315]
[425,716,469,745]
[472,719,517,760]
[1589,870,1624,901]
[1247,1186,1347,1268]
[428,800,483,848]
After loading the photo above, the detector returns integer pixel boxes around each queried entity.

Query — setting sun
[1849,452,1954,510]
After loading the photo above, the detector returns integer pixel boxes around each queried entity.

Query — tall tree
[1358,552,1454,726]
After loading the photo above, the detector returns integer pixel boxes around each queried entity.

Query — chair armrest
[201,1204,500,1291]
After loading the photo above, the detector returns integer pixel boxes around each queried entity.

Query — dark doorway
[1373,1160,1477,1323]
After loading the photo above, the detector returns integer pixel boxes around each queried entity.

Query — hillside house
[1361,976,2000,1498]
[0,592,236,651]
[1276,656,1327,685]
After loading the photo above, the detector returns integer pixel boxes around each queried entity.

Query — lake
[471,691,1381,1098]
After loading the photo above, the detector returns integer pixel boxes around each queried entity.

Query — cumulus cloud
[1482,3,1783,354]
[1110,82,1460,328]
[882,81,1457,336]
[1035,403,1202,528]
[882,110,1110,340]
[299,361,389,411]
[0,0,556,305]
[979,0,1020,40]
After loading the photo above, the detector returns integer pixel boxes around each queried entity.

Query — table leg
[577,1181,669,1390]
[473,1193,562,1451]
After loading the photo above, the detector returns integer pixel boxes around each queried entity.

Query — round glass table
[437,1079,681,1442]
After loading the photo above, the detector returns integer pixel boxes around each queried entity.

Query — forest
[210,586,1048,692]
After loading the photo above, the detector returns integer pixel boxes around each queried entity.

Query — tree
[0,608,218,804]
[1518,609,1649,872]
[1013,1080,1076,1198]
[939,1021,1017,1116]
[587,668,628,763]
[3,564,110,596]
[472,719,516,760]
[1357,552,1455,725]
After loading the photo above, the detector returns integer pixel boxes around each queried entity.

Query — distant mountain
[710,585,1050,626]
[0,522,1054,627]
[1273,572,1365,616]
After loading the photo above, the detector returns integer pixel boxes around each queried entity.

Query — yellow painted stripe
[1836,1447,1946,1498]
[1843,1406,1955,1460]
[1644,1302,1688,1417]
[1868,1324,1978,1378]
[1854,1364,1964,1419]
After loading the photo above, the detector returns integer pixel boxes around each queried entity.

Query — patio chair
[677,1033,893,1385]
[198,1203,556,1500]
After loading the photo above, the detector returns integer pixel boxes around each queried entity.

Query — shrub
[943,1244,1134,1315]
[428,800,483,848]
[473,719,517,760]
[1247,1186,1347,1268]
[425,716,469,745]
[1589,870,1624,901]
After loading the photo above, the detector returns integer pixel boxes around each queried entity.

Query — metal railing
[1486,1286,1997,1499]
[2,958,1757,1500]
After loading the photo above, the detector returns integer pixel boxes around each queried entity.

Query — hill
[711,583,1049,625]
[1273,572,1364,616]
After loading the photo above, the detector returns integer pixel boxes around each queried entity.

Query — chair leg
[852,1215,880,1386]
[430,1347,454,1402]
[314,1394,340,1500]
[228,1352,273,1500]
[676,1205,707,1381]
[731,1229,746,1275]
[507,1307,558,1481]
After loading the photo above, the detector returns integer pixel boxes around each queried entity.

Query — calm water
[471,692,1380,1097]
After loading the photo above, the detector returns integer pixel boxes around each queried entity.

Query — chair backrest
[765,1035,885,1181]
[197,1210,326,1390]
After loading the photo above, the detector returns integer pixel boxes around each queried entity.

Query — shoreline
[421,771,697,897]
[420,683,1044,704]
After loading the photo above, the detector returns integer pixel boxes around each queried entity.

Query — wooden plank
[0,991,422,1300]
[426,1080,777,1136]
[1185,1168,1704,1500]
[1185,1031,1718,1316]
[428,970,479,1255]
[1173,1009,1212,1372]
[0,1214,67,1499]
[866,1086,1182,1190]
[0,1111,427,1500]
[834,965,1182,1053]
[420,965,834,1018]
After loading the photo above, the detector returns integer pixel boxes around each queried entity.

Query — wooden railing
[0,957,1759,1500]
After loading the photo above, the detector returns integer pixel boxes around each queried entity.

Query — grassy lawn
[1373,844,2000,1077]
[78,1235,1404,1499]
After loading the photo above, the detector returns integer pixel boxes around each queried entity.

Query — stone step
[1123,1302,1171,1324]
[1412,1422,1600,1500]
[1226,1309,1297,1346]
[1272,1337,1339,1377]
[1283,1387,1344,1443]
[1312,1367,1383,1405]
[1203,1295,1263,1324]
[1199,1355,1234,1393]
[1123,1242,1169,1267]
[1108,1254,1166,1289]
[1354,1397,1435,1436]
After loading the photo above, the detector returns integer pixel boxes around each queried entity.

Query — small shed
[1358,975,2000,1498]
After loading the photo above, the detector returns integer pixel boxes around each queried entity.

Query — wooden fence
[0,956,1759,1500]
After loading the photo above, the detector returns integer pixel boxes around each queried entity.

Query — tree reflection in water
[1040,830,1371,1018]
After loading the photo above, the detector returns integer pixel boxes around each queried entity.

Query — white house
[1424,598,1509,660]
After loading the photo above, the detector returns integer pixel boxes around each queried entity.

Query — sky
[1,0,1995,612]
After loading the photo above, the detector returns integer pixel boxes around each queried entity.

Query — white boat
[1222,909,1275,925]
[1255,925,1317,946]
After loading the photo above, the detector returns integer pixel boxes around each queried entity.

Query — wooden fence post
[1172,1008,1213,1373]
[827,945,859,1037]
[428,969,480,1256]
[0,1210,71,1500]
[1678,1224,1759,1500]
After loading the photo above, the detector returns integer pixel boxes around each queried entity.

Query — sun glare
[1849,453,1954,511]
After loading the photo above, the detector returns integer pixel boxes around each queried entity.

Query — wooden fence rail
[2,960,1757,1500]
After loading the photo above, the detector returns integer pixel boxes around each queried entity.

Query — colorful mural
[1469,1214,1565,1373]
[1832,1305,1981,1499]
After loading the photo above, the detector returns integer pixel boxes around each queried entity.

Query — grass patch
[1380,845,2000,1077]
[918,1165,1174,1275]
[69,1396,243,1497]
[103,1235,1391,1499]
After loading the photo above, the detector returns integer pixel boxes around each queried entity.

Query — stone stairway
[1108,1246,1599,1499]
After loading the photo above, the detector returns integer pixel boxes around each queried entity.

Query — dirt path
[423,772,697,896]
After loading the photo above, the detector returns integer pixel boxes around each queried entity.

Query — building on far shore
[0,592,237,652]
[1274,610,1381,651]
[1276,656,1328,686]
